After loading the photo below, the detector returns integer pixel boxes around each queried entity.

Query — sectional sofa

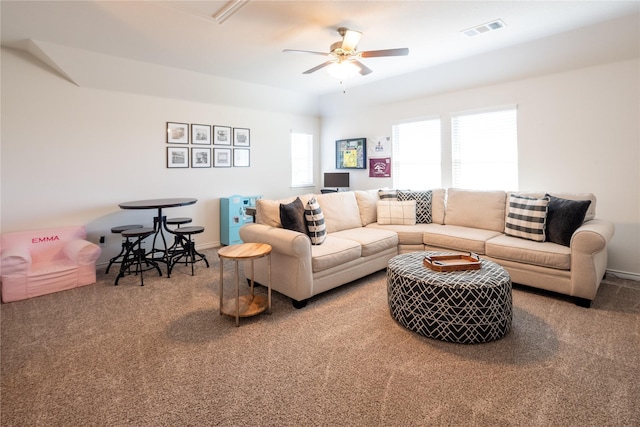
[238,188,614,308]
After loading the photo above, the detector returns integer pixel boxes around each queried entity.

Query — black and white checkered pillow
[305,197,326,245]
[397,190,433,224]
[505,194,549,242]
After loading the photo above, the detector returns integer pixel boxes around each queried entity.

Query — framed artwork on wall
[167,147,189,168]
[191,124,211,145]
[336,137,367,169]
[214,148,232,167]
[167,122,189,144]
[191,148,211,168]
[213,126,231,145]
[233,128,250,146]
[233,148,250,167]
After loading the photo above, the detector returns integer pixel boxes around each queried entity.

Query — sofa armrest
[62,240,102,265]
[239,223,311,259]
[1,246,32,276]
[571,219,615,252]
[570,218,615,300]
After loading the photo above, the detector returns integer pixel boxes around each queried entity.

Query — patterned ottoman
[387,252,512,344]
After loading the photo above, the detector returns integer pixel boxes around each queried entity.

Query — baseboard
[605,269,640,287]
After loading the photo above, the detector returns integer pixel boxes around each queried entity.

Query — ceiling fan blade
[341,29,362,52]
[360,48,409,58]
[283,49,329,56]
[302,61,335,74]
[354,61,373,76]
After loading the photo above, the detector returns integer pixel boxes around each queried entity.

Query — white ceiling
[1,1,639,96]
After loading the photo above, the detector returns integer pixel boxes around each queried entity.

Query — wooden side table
[217,242,272,326]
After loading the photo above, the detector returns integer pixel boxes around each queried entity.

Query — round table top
[218,243,272,260]
[119,198,197,210]
[388,251,510,289]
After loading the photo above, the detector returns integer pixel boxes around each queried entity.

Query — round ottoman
[387,251,512,344]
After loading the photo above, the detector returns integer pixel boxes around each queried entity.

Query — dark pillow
[545,195,591,247]
[279,197,308,234]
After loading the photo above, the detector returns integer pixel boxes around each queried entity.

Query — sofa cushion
[486,234,571,270]
[397,190,432,224]
[431,188,446,225]
[310,236,361,272]
[422,224,502,254]
[444,188,506,232]
[316,191,363,233]
[305,197,326,245]
[377,201,416,225]
[366,222,436,246]
[331,228,398,258]
[504,194,549,242]
[545,195,591,247]
[354,189,379,226]
[279,197,307,234]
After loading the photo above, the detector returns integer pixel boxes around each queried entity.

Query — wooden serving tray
[423,253,481,272]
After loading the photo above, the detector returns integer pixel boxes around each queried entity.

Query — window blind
[291,132,314,187]
[451,107,518,190]
[392,119,441,190]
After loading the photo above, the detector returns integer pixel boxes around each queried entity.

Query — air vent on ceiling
[461,19,506,37]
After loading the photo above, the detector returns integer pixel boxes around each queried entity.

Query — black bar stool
[115,227,162,286]
[166,217,192,255]
[105,224,143,274]
[169,226,209,276]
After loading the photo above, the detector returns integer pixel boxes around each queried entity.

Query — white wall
[0,48,320,264]
[2,45,638,278]
[321,59,640,278]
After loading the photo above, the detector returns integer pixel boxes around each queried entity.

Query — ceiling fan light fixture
[341,29,362,52]
[327,61,361,80]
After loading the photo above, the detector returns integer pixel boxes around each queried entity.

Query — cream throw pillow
[377,200,416,225]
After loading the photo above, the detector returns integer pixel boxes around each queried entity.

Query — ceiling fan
[283,27,409,77]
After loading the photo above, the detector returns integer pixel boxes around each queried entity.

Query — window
[291,132,314,187]
[451,107,518,190]
[392,119,441,189]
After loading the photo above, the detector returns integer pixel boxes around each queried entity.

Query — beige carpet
[1,248,639,426]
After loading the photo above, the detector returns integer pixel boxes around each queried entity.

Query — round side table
[217,242,272,327]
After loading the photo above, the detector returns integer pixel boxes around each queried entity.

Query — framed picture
[213,148,232,167]
[167,147,189,168]
[233,148,250,167]
[191,124,211,145]
[167,122,189,144]
[213,126,231,145]
[336,137,367,169]
[233,128,250,146]
[369,158,391,177]
[191,147,211,168]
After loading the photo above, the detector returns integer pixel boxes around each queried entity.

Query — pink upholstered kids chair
[1,225,102,302]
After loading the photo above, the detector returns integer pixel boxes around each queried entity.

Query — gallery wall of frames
[166,122,251,169]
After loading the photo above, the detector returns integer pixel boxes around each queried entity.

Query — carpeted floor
[1,248,639,426]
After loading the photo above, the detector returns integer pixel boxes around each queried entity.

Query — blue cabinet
[220,195,262,246]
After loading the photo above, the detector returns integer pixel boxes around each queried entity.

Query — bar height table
[118,198,197,276]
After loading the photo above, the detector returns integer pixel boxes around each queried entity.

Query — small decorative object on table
[423,252,481,272]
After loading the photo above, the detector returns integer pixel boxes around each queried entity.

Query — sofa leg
[574,297,592,308]
[292,299,308,309]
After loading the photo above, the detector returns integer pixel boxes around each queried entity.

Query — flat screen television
[324,172,350,188]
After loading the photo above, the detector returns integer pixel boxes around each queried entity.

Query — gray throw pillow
[545,195,591,247]
[279,197,308,234]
